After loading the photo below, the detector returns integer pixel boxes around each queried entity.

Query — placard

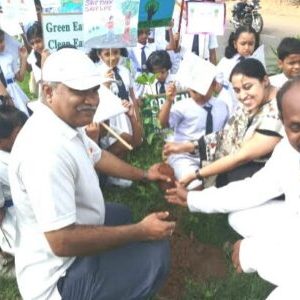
[41,0,83,13]
[83,0,139,49]
[42,13,84,51]
[186,2,225,35]
[138,0,175,28]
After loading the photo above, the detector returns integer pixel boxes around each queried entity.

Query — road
[217,2,300,74]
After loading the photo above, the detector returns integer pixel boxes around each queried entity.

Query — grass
[0,76,274,299]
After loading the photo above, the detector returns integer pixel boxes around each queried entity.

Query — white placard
[1,0,37,25]
[93,85,127,123]
[42,13,84,51]
[176,52,217,96]
[186,2,225,36]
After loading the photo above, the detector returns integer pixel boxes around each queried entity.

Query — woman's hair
[88,48,128,63]
[146,50,172,73]
[229,58,267,82]
[26,21,43,42]
[0,105,28,139]
[277,76,300,119]
[225,26,260,59]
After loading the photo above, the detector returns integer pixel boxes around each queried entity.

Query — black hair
[277,37,300,61]
[26,22,43,68]
[26,21,43,42]
[56,44,77,51]
[146,50,172,73]
[229,58,267,82]
[225,26,260,59]
[277,76,300,119]
[0,105,28,139]
[88,48,128,63]
[138,28,150,36]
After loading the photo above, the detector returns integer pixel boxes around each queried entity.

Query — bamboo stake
[100,122,133,151]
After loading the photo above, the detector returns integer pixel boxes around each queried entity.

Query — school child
[0,105,28,276]
[26,21,49,99]
[158,59,229,190]
[127,27,176,98]
[269,37,300,88]
[216,26,260,115]
[0,29,30,116]
[89,48,142,187]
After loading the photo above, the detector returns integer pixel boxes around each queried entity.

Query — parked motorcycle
[231,0,264,34]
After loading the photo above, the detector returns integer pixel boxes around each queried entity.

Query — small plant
[145,0,160,21]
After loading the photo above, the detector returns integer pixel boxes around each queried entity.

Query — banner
[186,2,225,35]
[42,13,84,50]
[138,0,175,28]
[83,0,140,49]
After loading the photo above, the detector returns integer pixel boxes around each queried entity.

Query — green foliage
[0,277,21,300]
[145,0,160,21]
[121,0,139,16]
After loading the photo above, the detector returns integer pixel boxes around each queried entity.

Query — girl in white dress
[216,26,260,116]
[0,30,29,116]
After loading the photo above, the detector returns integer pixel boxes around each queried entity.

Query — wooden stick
[0,226,11,248]
[100,122,133,151]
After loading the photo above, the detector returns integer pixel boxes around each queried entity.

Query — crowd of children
[0,2,300,298]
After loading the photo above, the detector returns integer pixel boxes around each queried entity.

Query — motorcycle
[231,0,264,34]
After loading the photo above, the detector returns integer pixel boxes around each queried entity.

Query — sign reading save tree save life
[42,13,84,51]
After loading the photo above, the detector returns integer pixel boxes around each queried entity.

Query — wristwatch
[195,169,203,181]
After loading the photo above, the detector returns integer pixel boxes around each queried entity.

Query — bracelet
[195,169,203,181]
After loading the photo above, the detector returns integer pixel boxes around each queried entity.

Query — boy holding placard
[158,54,228,190]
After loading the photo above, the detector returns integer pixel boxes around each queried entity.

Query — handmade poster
[138,0,175,28]
[42,13,84,51]
[41,0,83,13]
[0,0,37,26]
[176,52,217,96]
[186,1,225,35]
[83,0,140,49]
[93,85,127,123]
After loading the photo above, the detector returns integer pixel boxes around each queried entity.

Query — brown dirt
[158,229,228,300]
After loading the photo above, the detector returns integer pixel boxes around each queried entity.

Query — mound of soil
[159,230,228,300]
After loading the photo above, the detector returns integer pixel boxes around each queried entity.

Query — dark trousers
[57,203,170,300]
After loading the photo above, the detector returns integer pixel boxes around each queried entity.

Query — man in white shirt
[9,48,175,300]
[165,77,300,299]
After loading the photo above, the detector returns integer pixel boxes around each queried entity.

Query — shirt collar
[34,102,79,140]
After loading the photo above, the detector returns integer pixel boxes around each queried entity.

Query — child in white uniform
[269,37,300,88]
[216,26,260,115]
[0,30,29,116]
[158,75,228,189]
[0,105,28,276]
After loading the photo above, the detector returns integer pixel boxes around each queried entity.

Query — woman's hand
[165,182,188,207]
[163,141,194,157]
[179,171,197,187]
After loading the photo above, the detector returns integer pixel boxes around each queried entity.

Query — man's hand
[165,182,188,207]
[85,122,102,143]
[0,207,5,226]
[232,239,243,273]
[165,83,176,100]
[146,163,172,182]
[138,211,176,240]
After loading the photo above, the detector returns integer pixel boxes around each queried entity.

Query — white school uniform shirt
[9,103,104,300]
[0,150,16,255]
[187,138,300,293]
[269,72,289,89]
[0,50,29,116]
[127,42,166,97]
[168,96,229,142]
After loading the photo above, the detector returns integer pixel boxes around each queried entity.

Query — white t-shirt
[269,72,289,89]
[9,103,104,300]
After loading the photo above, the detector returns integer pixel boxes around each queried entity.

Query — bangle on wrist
[195,169,203,181]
